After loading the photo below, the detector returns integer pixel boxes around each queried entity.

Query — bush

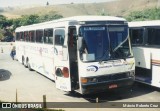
[0,12,63,40]
[0,29,5,40]
[126,7,160,21]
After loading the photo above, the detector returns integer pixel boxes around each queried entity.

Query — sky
[0,0,116,7]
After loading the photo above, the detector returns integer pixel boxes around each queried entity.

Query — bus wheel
[28,63,33,71]
[69,90,76,95]
[27,59,33,71]
[22,56,24,65]
[25,59,28,68]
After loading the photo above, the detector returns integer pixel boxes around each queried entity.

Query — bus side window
[24,31,29,42]
[44,28,53,44]
[29,31,35,42]
[55,29,65,46]
[130,29,143,45]
[16,32,20,41]
[36,30,43,43]
[20,32,24,41]
[147,28,160,45]
[26,31,29,42]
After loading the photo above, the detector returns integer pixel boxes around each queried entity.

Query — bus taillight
[62,67,69,78]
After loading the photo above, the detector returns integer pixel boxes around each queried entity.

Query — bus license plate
[109,84,118,89]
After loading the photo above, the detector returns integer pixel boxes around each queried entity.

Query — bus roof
[128,20,160,28]
[16,16,126,31]
[56,16,126,22]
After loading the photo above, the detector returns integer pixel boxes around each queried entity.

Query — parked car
[1,36,14,42]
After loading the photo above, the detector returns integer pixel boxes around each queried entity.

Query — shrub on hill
[126,7,160,21]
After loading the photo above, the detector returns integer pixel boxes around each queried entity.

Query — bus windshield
[79,25,130,62]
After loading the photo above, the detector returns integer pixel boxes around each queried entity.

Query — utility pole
[46,1,49,6]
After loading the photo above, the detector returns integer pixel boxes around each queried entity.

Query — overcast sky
[0,0,116,7]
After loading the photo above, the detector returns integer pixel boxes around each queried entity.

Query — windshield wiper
[113,37,128,52]
[111,38,129,60]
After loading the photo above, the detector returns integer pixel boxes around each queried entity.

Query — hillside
[0,0,159,19]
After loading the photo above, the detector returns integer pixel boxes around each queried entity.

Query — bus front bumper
[81,77,134,94]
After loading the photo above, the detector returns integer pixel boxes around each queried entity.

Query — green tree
[0,15,13,29]
[19,14,39,26]
[0,15,7,28]
[11,13,63,30]
[0,29,5,40]
[38,11,63,22]
[126,8,160,21]
[0,12,63,40]
[0,33,4,40]
[12,18,21,30]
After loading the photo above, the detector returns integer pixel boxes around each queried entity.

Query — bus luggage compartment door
[133,47,151,69]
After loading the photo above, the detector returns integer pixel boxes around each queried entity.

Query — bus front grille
[97,73,128,82]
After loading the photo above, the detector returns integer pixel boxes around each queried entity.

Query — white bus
[129,20,160,87]
[15,16,135,94]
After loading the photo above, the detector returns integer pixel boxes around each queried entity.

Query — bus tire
[25,60,28,68]
[27,59,32,71]
[28,62,33,71]
[22,56,24,65]
[69,90,75,95]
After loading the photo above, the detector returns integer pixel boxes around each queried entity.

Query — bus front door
[54,28,71,92]
[68,26,79,90]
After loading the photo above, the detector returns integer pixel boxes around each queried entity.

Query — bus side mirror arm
[78,37,83,50]
[62,46,68,61]
[62,39,68,61]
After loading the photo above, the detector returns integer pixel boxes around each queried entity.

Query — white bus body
[129,20,160,87]
[15,16,135,94]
